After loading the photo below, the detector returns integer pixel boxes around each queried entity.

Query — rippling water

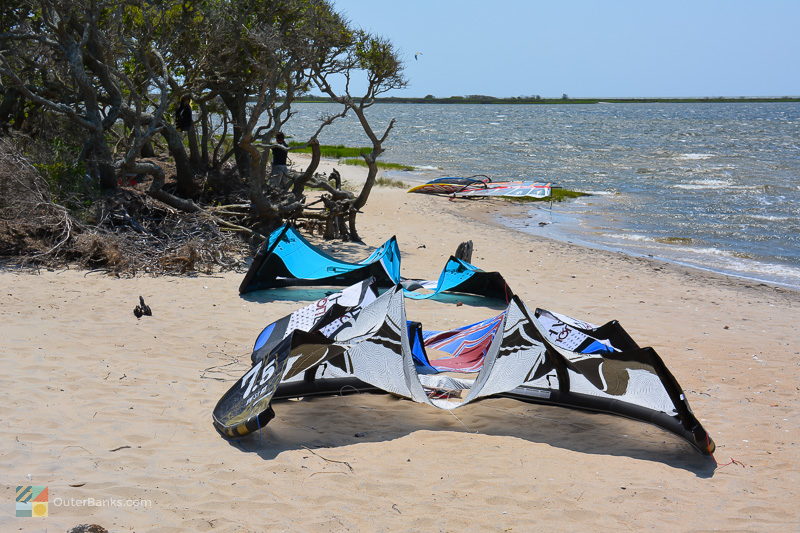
[285,102,800,288]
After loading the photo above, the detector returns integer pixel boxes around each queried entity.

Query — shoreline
[386,163,800,293]
[2,155,799,530]
[285,101,800,300]
[499,203,800,292]
[415,186,799,300]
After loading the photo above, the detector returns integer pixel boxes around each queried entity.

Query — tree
[311,29,406,240]
[1,0,406,242]
[0,0,127,189]
[171,0,355,231]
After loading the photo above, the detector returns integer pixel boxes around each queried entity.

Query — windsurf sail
[239,225,513,300]
[407,175,491,195]
[408,177,552,199]
[213,280,715,455]
[455,181,552,199]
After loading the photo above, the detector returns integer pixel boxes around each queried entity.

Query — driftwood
[454,240,474,263]
[119,159,200,213]
[294,169,357,240]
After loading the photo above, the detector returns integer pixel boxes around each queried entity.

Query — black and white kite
[213,279,715,455]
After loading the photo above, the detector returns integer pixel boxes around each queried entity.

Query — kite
[239,224,512,300]
[213,279,715,455]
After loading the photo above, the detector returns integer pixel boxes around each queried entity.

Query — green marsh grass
[288,143,371,158]
[286,143,414,170]
[340,158,415,171]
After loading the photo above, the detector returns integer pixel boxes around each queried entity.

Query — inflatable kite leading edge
[213,279,715,455]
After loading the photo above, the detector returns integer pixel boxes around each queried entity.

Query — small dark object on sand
[454,240,473,262]
[134,295,152,318]
[68,525,109,533]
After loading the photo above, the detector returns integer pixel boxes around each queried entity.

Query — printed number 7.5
[241,359,277,400]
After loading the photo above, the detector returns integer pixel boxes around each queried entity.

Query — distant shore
[294,95,800,105]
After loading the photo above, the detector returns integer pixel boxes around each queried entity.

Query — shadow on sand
[224,392,717,478]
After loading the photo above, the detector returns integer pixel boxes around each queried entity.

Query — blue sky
[330,0,800,98]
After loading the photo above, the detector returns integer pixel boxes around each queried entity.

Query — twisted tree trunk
[160,124,196,197]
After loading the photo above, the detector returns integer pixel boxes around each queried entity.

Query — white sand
[1,156,799,531]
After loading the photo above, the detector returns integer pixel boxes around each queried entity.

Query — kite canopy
[239,224,401,294]
[213,280,715,455]
[401,256,512,301]
[239,224,513,300]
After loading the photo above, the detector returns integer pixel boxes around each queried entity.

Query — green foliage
[551,188,589,201]
[340,158,414,171]
[287,142,413,170]
[354,32,402,82]
[33,148,94,213]
[1,0,405,228]
[288,143,370,158]
[20,132,98,215]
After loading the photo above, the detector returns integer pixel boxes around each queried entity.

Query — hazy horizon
[302,93,800,100]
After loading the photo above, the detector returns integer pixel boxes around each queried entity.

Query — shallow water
[285,102,800,288]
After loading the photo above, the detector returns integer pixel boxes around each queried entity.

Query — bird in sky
[414,51,423,60]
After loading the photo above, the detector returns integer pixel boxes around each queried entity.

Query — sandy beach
[2,156,799,532]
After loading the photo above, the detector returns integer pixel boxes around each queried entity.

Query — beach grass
[340,158,415,171]
[288,143,371,158]
[375,176,408,188]
[287,143,414,170]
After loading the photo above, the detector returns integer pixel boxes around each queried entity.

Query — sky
[329,0,800,98]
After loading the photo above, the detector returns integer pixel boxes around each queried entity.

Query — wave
[602,234,800,282]
[673,179,734,190]
[603,233,655,242]
[581,190,616,196]
[747,214,792,222]
[677,153,714,160]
